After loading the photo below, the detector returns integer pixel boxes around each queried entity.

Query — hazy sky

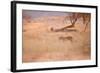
[22,10,70,19]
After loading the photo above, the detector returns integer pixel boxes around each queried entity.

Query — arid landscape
[22,10,91,63]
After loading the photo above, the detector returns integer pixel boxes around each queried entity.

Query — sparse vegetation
[22,11,91,62]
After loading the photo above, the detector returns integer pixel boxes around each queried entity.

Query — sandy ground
[22,16,91,63]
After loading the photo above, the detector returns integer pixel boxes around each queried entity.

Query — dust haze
[22,10,91,63]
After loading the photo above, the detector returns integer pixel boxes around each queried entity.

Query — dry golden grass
[22,16,91,63]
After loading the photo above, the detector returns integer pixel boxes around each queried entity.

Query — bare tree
[59,13,79,30]
[75,13,90,31]
[50,13,90,32]
[69,13,78,28]
[65,13,90,32]
[59,13,78,29]
[82,13,91,32]
[50,13,79,32]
